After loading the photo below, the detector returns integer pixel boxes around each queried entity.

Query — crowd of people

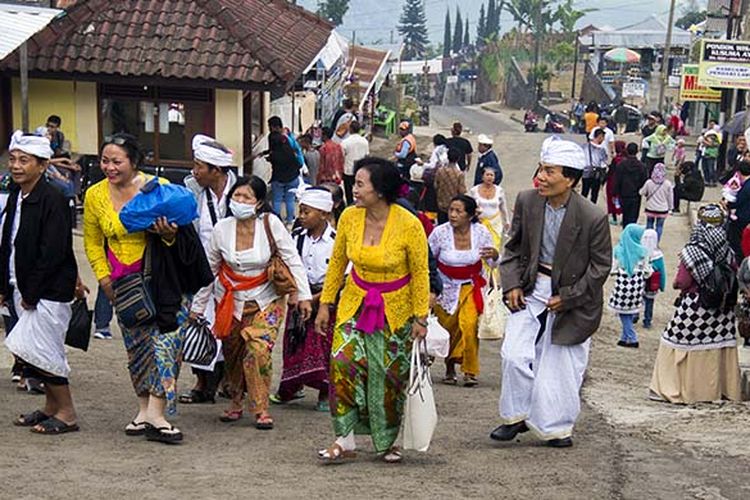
[1,101,747,461]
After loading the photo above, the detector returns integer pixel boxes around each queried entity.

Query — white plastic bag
[402,339,437,452]
[478,271,507,340]
[424,315,450,358]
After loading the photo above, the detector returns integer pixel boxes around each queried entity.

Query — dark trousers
[728,220,745,265]
[191,361,225,396]
[343,174,355,205]
[620,196,641,227]
[581,177,601,204]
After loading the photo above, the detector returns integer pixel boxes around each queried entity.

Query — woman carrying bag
[429,195,498,387]
[190,176,312,430]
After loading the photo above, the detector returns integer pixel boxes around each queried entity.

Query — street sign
[680,64,722,102]
[622,82,645,98]
[698,39,750,90]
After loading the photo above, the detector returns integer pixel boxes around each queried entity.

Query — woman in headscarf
[605,140,626,225]
[642,125,675,175]
[608,224,652,348]
[649,204,742,403]
[639,162,674,242]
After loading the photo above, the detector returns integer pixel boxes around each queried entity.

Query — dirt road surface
[2,107,749,499]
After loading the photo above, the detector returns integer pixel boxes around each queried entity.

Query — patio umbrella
[604,48,641,64]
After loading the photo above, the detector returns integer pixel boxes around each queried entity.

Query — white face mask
[230,199,257,220]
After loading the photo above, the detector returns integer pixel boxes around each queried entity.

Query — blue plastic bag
[119,177,198,233]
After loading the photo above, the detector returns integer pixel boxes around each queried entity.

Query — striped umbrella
[603,47,641,64]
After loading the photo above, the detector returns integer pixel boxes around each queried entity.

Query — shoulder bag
[477,269,506,340]
[402,339,437,452]
[111,244,156,329]
[262,214,298,296]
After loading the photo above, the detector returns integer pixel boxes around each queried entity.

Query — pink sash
[107,248,142,281]
[351,269,411,334]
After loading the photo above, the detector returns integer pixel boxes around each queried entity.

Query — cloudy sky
[298,0,705,46]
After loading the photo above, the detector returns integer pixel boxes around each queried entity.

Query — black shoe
[490,421,529,441]
[625,342,639,349]
[545,437,573,448]
[617,340,627,347]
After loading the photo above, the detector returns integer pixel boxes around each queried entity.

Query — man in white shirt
[180,134,237,404]
[341,121,370,205]
[588,116,615,158]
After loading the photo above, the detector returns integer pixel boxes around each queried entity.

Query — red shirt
[317,140,344,184]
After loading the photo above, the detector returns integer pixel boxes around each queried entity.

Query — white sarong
[499,275,590,440]
[4,289,72,378]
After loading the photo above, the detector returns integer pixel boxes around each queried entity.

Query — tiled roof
[0,0,333,88]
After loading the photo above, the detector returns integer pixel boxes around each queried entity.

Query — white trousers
[499,275,590,440]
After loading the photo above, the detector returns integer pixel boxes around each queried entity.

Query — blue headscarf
[614,224,649,277]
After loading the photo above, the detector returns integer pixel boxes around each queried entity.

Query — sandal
[124,420,148,436]
[30,416,79,435]
[255,413,274,430]
[463,375,478,387]
[269,390,305,405]
[14,410,50,427]
[381,446,403,464]
[145,423,183,444]
[179,389,215,404]
[442,374,458,385]
[317,443,357,464]
[219,409,243,422]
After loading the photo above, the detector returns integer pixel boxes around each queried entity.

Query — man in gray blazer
[490,136,612,448]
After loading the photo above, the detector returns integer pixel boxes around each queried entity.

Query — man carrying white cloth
[490,136,612,448]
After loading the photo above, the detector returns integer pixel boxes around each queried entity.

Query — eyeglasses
[104,135,129,146]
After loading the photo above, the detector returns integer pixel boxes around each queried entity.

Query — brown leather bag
[262,214,298,296]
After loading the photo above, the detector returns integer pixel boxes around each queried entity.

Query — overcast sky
[298,0,705,46]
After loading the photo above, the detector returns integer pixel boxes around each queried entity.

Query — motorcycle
[524,111,538,132]
[544,113,565,134]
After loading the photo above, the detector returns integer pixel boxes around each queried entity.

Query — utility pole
[571,30,580,99]
[657,0,676,112]
[20,42,29,133]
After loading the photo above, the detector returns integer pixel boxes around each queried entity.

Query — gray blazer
[500,189,612,345]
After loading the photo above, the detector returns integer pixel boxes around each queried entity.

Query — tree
[486,0,497,38]
[453,7,464,54]
[464,18,470,48]
[442,10,452,57]
[316,0,350,26]
[398,0,430,60]
[676,7,706,30]
[477,4,486,42]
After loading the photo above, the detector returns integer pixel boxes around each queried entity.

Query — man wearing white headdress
[180,134,238,404]
[271,187,336,411]
[490,136,612,448]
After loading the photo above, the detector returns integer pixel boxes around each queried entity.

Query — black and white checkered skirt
[661,292,737,350]
[608,268,647,314]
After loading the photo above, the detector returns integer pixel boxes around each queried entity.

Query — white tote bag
[402,339,438,452]
[424,315,450,358]
[477,271,507,340]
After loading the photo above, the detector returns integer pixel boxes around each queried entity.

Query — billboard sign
[680,64,722,102]
[698,39,750,90]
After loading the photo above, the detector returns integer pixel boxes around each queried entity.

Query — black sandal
[124,420,148,436]
[14,410,50,427]
[178,389,215,404]
[30,416,79,435]
[145,423,183,444]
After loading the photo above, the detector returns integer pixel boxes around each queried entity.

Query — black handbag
[65,298,92,351]
[112,244,156,329]
[182,317,217,366]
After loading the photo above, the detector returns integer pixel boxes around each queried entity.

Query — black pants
[620,196,641,227]
[343,174,355,205]
[581,177,601,204]
[191,361,225,396]
[727,220,745,266]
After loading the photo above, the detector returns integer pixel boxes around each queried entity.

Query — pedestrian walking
[315,157,429,464]
[701,130,721,186]
[642,125,675,175]
[271,188,336,411]
[265,117,302,226]
[2,131,82,435]
[605,141,626,225]
[614,143,648,227]
[491,136,612,448]
[640,229,666,329]
[317,127,344,185]
[473,134,502,186]
[298,134,320,188]
[445,121,473,172]
[470,166,510,250]
[639,162,674,242]
[640,114,658,162]
[673,161,705,214]
[614,102,629,135]
[434,148,467,224]
[649,204,741,404]
[725,160,750,264]
[430,195,498,387]
[608,224,651,349]
[581,128,608,204]
[190,176,312,430]
[393,121,418,178]
[83,133,211,444]
[589,116,615,158]
[341,121,369,205]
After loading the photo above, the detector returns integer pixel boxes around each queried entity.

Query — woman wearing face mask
[191,176,312,430]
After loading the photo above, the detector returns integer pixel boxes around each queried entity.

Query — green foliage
[443,10,452,57]
[316,0,350,26]
[464,18,470,47]
[477,4,486,43]
[453,7,464,53]
[676,10,706,30]
[398,0,430,60]
[546,41,574,69]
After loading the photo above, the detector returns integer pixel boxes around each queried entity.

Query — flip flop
[442,375,458,385]
[318,443,357,465]
[14,410,50,427]
[381,446,403,464]
[463,375,478,387]
[219,409,243,422]
[124,420,148,436]
[145,423,183,444]
[255,414,274,430]
[178,389,215,404]
[30,416,79,435]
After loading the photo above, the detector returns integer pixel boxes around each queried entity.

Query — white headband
[8,130,52,159]
[540,135,586,171]
[300,188,334,212]
[192,134,233,167]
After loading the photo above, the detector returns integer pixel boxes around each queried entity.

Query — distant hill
[298,0,680,48]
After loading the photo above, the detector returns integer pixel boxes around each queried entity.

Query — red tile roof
[1,0,333,88]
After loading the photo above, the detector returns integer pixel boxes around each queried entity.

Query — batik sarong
[329,313,413,453]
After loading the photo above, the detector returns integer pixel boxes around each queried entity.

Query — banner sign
[698,39,750,90]
[681,64,722,102]
[622,82,645,97]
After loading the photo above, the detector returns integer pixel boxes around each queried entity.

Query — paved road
[430,105,519,135]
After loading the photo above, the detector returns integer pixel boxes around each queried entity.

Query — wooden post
[657,0,676,113]
[20,42,29,133]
